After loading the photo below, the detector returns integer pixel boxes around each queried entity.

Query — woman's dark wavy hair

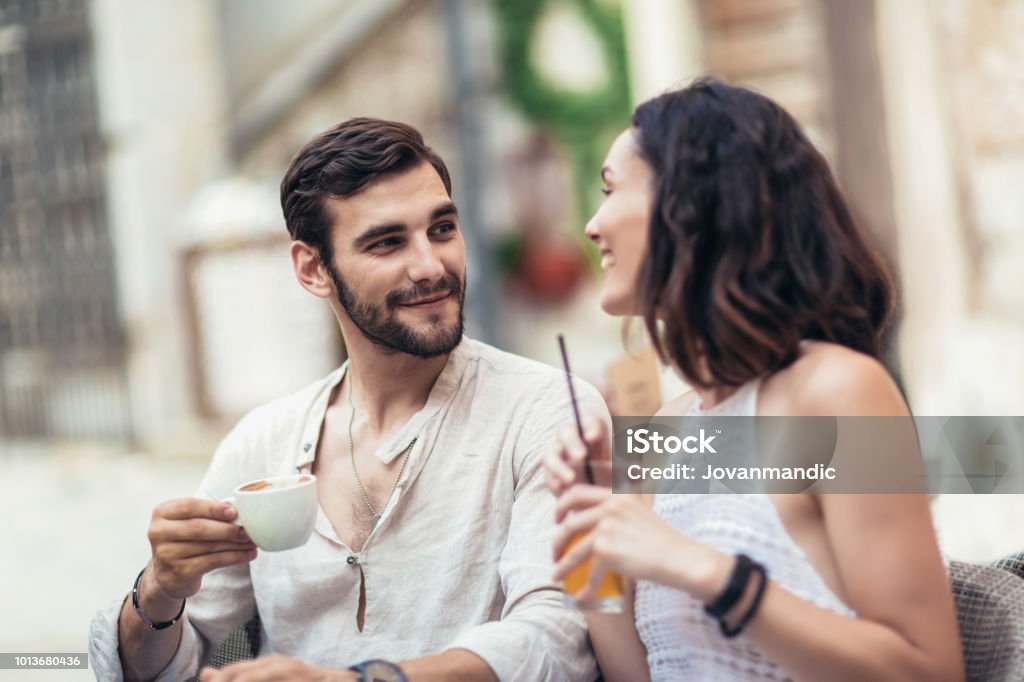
[632,78,895,389]
[280,118,452,267]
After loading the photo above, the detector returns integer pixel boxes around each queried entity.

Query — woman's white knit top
[634,378,855,680]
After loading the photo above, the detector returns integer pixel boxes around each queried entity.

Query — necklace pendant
[372,512,382,527]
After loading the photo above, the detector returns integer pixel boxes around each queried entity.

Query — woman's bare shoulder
[764,341,908,416]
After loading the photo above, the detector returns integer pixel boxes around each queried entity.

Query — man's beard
[327,263,465,358]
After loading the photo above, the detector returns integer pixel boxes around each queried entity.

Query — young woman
[546,79,964,681]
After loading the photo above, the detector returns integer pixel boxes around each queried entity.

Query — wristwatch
[348,659,407,682]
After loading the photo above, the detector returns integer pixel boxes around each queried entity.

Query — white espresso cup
[224,474,318,551]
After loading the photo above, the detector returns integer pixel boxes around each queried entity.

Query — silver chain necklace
[347,377,416,527]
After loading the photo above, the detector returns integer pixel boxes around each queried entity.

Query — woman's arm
[554,352,965,682]
[544,416,653,681]
[585,579,651,682]
[732,493,963,682]
[555,489,963,682]
[740,351,963,681]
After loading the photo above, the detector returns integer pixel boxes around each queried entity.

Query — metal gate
[0,0,131,442]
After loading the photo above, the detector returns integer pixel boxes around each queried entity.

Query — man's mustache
[386,272,463,308]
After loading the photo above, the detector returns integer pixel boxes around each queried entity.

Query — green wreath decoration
[496,0,631,228]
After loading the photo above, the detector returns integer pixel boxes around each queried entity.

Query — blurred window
[0,0,131,442]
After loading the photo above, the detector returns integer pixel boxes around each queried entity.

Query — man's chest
[311,426,418,552]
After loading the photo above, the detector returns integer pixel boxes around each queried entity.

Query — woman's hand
[552,485,732,603]
[543,415,613,495]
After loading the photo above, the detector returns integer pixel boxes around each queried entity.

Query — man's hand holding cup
[144,498,258,605]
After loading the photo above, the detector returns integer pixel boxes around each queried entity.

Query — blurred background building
[0,0,1022,673]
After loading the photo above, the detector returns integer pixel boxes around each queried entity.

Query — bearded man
[89,119,605,682]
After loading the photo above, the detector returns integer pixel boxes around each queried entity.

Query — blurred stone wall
[628,0,1024,413]
[699,0,835,153]
[238,1,455,184]
[933,0,1024,409]
[877,0,1024,413]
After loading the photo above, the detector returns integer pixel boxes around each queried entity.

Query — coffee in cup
[238,475,310,492]
[224,474,317,551]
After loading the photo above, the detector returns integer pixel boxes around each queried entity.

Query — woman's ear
[291,241,334,299]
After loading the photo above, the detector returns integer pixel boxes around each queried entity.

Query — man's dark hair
[280,117,452,266]
[632,78,896,390]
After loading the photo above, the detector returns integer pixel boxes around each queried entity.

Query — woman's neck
[694,384,741,411]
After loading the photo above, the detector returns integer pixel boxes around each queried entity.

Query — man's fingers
[200,660,247,682]
[199,667,222,682]
[186,548,258,575]
[152,517,249,544]
[160,548,258,577]
[156,498,237,523]
[150,548,256,598]
[156,540,258,562]
[203,655,300,682]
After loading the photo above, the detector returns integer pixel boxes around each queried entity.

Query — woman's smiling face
[585,128,655,316]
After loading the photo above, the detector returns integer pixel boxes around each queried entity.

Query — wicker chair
[184,618,260,682]
[949,558,1024,681]
[185,555,1024,681]
[992,551,1024,580]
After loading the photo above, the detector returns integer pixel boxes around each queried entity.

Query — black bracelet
[720,561,769,639]
[132,568,186,631]
[704,554,756,619]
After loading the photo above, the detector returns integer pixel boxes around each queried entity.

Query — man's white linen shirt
[90,339,607,681]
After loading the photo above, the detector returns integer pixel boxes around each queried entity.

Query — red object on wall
[516,234,588,302]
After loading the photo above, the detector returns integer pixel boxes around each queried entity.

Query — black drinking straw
[557,334,595,485]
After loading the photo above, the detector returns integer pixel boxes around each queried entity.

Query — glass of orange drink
[562,532,625,613]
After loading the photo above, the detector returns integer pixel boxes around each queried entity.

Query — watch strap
[349,659,407,682]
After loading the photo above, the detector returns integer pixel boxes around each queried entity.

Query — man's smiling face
[323,161,466,358]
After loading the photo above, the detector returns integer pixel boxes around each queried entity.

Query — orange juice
[562,532,625,613]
